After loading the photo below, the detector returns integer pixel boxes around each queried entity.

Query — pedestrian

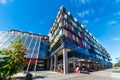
[76,66,80,73]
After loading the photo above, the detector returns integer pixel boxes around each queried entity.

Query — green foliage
[0,38,26,79]
[114,57,120,67]
[114,62,120,67]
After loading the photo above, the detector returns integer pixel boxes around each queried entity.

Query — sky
[0,0,120,63]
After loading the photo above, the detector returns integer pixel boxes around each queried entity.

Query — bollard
[26,72,32,80]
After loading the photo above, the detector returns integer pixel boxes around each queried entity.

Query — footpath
[13,69,120,80]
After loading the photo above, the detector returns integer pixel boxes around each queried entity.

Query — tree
[116,57,120,62]
[114,57,120,67]
[0,38,26,79]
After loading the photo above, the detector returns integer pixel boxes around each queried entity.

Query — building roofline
[10,29,48,37]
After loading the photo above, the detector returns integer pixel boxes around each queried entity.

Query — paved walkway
[62,69,119,80]
[13,69,120,80]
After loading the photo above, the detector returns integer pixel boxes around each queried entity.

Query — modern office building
[48,6,112,74]
[0,6,112,74]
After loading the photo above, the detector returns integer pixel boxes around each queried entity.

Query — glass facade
[0,30,49,59]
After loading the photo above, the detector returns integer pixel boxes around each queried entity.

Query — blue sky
[0,0,120,63]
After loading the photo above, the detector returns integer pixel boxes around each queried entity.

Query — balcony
[64,39,89,55]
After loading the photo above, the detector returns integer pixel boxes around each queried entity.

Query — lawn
[113,69,120,73]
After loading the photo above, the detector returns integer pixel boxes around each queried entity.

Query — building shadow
[34,75,46,79]
[13,75,46,80]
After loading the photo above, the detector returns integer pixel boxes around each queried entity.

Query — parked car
[80,66,89,74]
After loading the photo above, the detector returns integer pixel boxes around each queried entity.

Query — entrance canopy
[77,59,93,63]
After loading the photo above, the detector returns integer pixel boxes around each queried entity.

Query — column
[63,48,68,74]
[50,57,53,71]
[47,59,50,70]
[54,54,57,70]
[73,58,76,72]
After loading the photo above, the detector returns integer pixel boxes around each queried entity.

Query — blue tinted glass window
[39,42,45,57]
[39,50,45,57]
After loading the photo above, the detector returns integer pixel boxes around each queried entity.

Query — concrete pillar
[63,48,68,74]
[47,59,50,70]
[73,58,76,72]
[54,54,57,70]
[50,57,53,70]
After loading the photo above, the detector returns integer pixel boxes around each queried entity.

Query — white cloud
[94,18,99,22]
[112,37,120,41]
[70,0,92,7]
[77,11,88,18]
[40,21,44,24]
[78,0,91,4]
[81,0,85,4]
[77,9,94,18]
[0,0,7,4]
[108,20,117,25]
[118,11,120,15]
[113,11,120,16]
[0,0,14,4]
[39,17,48,25]
[82,20,88,24]
[115,0,120,3]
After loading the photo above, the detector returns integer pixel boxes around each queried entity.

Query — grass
[113,70,120,73]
